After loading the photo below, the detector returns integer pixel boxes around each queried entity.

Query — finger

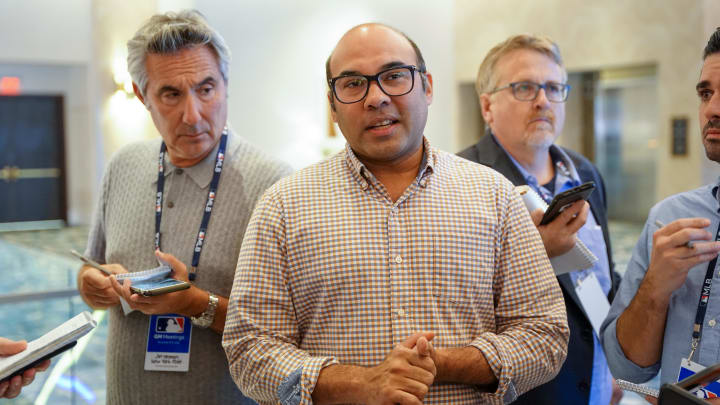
[400,333,426,349]
[35,360,51,372]
[643,394,658,404]
[5,375,21,398]
[109,276,125,297]
[557,200,587,225]
[389,387,423,405]
[416,337,429,356]
[397,375,431,401]
[0,380,7,397]
[156,250,189,280]
[676,241,720,259]
[660,217,712,235]
[0,338,26,356]
[530,208,544,226]
[664,228,717,250]
[21,368,35,386]
[563,202,589,233]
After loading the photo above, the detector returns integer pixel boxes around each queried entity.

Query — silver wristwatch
[190,293,218,328]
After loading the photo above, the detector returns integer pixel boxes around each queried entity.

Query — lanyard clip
[689,338,699,362]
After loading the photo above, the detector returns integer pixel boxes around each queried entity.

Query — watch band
[190,293,218,328]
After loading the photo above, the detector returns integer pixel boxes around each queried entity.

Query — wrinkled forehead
[493,49,566,84]
[329,25,417,76]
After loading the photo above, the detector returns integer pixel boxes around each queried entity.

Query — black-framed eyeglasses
[329,65,423,104]
[489,81,571,102]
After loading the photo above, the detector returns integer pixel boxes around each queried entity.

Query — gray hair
[127,9,231,98]
[476,34,566,100]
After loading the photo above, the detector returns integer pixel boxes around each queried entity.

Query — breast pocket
[432,232,494,305]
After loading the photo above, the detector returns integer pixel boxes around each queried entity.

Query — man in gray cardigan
[76,10,290,404]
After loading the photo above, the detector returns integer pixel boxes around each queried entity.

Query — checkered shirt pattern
[223,139,568,404]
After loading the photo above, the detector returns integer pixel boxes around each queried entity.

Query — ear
[423,72,433,105]
[480,93,493,126]
[327,90,337,121]
[132,83,147,108]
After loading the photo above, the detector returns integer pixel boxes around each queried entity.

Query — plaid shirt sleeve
[471,182,570,402]
[222,188,338,405]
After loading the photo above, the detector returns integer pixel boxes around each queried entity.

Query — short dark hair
[704,27,720,60]
[325,23,428,90]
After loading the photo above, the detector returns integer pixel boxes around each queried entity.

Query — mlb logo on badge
[155,316,185,333]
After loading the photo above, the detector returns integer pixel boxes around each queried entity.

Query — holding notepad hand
[0,338,50,399]
[109,250,196,316]
[529,199,589,258]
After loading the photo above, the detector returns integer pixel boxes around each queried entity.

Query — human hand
[610,378,624,405]
[359,332,436,404]
[644,218,720,302]
[644,394,657,404]
[530,200,589,257]
[77,263,127,308]
[109,250,196,315]
[0,338,51,398]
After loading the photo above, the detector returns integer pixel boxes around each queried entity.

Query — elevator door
[594,73,657,223]
[0,95,67,227]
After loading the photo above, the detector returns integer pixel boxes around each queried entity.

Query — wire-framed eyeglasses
[489,81,571,102]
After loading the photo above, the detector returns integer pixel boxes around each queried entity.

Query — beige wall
[455,0,709,200]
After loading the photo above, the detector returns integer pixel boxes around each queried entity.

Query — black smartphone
[539,181,596,225]
[658,363,720,404]
[0,341,76,384]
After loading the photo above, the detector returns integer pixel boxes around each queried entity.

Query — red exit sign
[0,77,21,95]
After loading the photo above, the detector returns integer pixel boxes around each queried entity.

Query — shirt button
[397,308,406,317]
[175,169,183,175]
[167,201,175,208]
[710,319,717,327]
[394,255,403,264]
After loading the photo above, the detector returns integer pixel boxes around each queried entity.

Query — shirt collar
[344,137,436,191]
[491,132,580,188]
[155,131,230,189]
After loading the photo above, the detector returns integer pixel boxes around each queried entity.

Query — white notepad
[0,311,96,381]
[515,185,598,275]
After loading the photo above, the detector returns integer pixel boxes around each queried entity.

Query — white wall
[197,0,456,168]
[0,0,91,64]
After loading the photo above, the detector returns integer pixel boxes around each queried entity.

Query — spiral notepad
[515,185,598,275]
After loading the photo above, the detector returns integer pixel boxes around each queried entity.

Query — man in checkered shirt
[223,23,569,405]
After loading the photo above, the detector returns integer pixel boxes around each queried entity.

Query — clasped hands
[360,332,437,405]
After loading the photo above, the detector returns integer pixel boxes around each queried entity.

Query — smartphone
[657,363,720,404]
[617,379,659,398]
[129,278,190,297]
[70,249,113,276]
[539,181,596,225]
[0,341,76,384]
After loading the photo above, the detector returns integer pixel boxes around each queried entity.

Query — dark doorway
[0,95,67,228]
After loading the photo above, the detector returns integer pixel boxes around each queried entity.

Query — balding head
[326,23,427,90]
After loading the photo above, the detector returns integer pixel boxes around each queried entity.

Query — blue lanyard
[155,128,228,281]
[689,218,720,361]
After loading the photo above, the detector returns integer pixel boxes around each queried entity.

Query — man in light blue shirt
[601,28,720,401]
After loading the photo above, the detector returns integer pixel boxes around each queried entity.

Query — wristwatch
[190,293,218,328]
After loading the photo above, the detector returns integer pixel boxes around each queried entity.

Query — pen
[654,220,695,249]
[70,249,114,275]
